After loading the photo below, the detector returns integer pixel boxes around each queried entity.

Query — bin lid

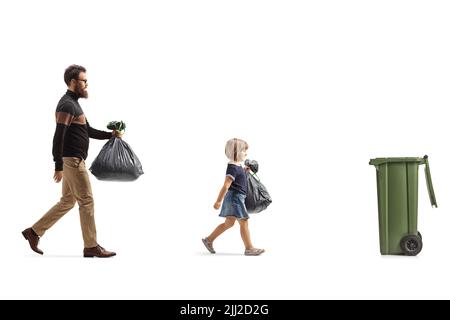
[423,157,438,208]
[369,157,425,166]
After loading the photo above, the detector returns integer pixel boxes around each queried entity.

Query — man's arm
[52,123,68,171]
[53,108,74,171]
[87,121,113,140]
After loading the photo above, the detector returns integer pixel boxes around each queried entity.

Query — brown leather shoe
[83,245,116,258]
[22,228,43,255]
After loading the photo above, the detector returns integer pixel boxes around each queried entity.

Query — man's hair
[64,64,86,86]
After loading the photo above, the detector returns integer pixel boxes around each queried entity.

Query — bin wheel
[400,235,423,256]
[418,231,422,240]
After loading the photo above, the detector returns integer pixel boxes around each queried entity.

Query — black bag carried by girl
[244,159,272,213]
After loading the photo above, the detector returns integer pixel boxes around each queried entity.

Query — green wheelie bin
[369,155,437,256]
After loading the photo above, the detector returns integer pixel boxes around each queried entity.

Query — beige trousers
[32,157,98,248]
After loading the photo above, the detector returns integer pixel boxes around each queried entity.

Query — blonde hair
[225,138,249,162]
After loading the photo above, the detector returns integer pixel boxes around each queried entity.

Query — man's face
[75,72,88,98]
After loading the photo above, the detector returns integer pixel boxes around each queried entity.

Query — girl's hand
[213,201,221,210]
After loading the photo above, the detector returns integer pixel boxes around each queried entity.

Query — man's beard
[75,82,88,98]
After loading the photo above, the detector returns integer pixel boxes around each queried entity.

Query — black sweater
[52,90,112,171]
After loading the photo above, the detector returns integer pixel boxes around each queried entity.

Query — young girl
[202,138,265,256]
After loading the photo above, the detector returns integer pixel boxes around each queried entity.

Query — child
[202,138,265,256]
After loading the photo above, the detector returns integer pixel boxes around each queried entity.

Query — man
[22,65,121,258]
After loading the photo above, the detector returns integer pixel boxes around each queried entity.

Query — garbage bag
[90,137,144,181]
[244,159,259,173]
[245,160,272,213]
[107,120,126,131]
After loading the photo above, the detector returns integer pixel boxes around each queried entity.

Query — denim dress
[219,163,249,220]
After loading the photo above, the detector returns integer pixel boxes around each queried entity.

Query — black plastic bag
[245,159,259,173]
[107,120,126,131]
[245,160,272,213]
[89,137,144,181]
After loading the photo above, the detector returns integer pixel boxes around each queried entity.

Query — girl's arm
[213,176,233,209]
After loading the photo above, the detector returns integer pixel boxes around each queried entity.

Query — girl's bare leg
[238,218,253,250]
[207,217,236,242]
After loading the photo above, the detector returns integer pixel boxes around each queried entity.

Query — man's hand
[113,130,124,138]
[53,171,63,183]
[213,201,221,210]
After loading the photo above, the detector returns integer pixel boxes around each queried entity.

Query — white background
[1,0,450,299]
